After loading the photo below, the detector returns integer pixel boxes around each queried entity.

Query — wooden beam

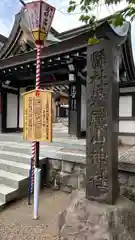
[40,80,69,87]
[0,31,89,69]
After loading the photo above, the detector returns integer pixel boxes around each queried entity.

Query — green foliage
[88,37,100,45]
[68,0,135,28]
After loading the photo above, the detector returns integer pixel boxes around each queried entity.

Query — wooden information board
[23,89,52,142]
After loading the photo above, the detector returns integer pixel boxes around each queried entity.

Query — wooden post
[68,79,81,138]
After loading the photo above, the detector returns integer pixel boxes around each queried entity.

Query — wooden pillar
[86,40,119,204]
[68,77,81,138]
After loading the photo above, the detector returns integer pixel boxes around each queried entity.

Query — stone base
[59,189,135,240]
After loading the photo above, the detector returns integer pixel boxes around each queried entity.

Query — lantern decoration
[20,0,55,219]
[21,1,55,45]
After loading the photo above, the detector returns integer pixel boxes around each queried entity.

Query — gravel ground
[0,189,70,240]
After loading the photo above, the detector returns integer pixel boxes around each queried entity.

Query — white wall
[119,121,135,133]
[7,93,18,128]
[119,96,132,117]
[19,88,25,128]
[119,90,135,145]
[81,85,86,131]
[119,95,135,136]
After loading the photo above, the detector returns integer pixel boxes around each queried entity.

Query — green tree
[68,0,135,27]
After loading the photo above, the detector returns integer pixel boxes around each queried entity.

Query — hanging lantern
[20,0,55,45]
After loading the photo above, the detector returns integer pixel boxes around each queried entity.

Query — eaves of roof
[0,34,7,44]
[0,13,60,59]
[0,20,132,70]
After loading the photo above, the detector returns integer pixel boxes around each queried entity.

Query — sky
[0,0,133,35]
[0,0,135,57]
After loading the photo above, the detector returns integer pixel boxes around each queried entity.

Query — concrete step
[0,149,46,166]
[0,201,5,210]
[0,158,29,176]
[0,151,30,164]
[0,145,31,209]
[0,169,28,189]
[0,150,30,164]
[0,143,86,164]
[0,184,17,203]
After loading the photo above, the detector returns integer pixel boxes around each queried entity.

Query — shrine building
[0,11,135,145]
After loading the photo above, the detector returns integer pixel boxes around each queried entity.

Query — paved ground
[0,189,70,240]
[119,145,132,156]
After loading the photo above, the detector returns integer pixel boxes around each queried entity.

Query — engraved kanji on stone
[88,146,108,196]
[86,41,119,204]
[91,49,105,69]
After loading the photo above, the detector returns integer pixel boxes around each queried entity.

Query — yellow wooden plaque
[23,89,52,142]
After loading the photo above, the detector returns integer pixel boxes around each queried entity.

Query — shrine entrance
[0,36,87,138]
[0,19,134,140]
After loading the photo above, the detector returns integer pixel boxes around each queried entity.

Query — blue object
[28,158,33,205]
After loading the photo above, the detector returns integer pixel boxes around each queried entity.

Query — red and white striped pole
[31,44,41,220]
[35,44,41,91]
[20,0,55,220]
[31,44,41,194]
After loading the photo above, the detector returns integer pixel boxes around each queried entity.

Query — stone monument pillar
[59,40,135,240]
[86,40,119,204]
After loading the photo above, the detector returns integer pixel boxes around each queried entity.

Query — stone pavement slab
[119,145,135,163]
[0,138,132,166]
[0,134,86,149]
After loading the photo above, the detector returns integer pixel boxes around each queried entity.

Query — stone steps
[0,169,27,189]
[0,140,53,207]
[0,150,31,164]
[0,201,5,210]
[0,184,17,203]
[0,145,31,206]
[0,124,85,209]
[0,158,29,176]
